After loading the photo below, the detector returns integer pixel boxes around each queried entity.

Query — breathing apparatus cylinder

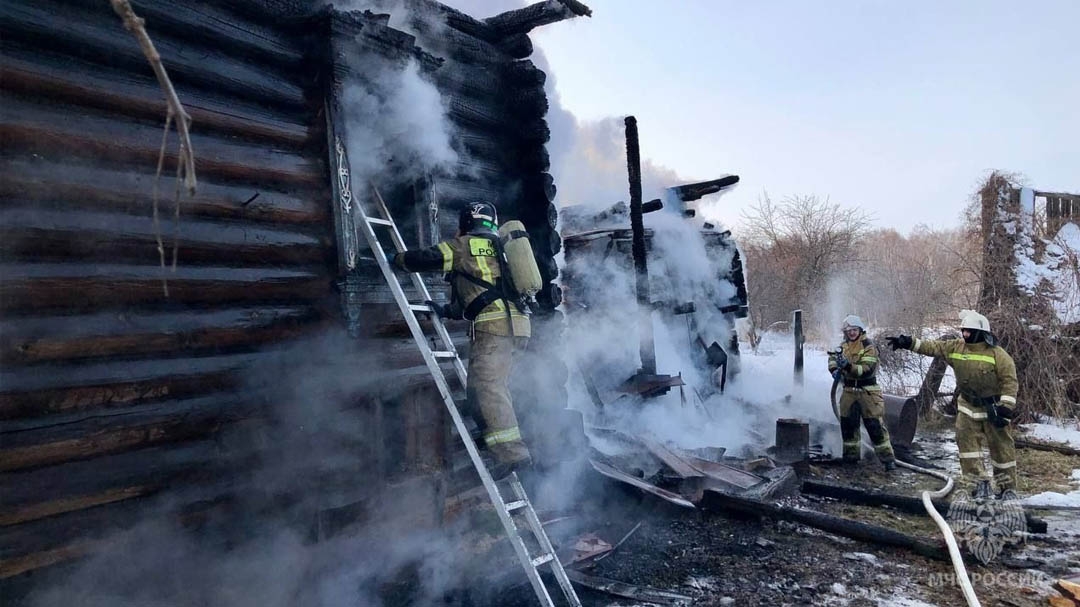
[498,220,543,304]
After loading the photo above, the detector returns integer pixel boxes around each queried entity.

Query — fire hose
[831,379,982,607]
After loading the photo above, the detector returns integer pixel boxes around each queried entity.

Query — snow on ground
[1024,420,1080,449]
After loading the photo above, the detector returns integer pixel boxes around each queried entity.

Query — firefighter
[392,202,532,479]
[829,315,896,470]
[887,310,1018,498]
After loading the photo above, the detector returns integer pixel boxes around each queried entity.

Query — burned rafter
[485,0,593,38]
[667,175,740,203]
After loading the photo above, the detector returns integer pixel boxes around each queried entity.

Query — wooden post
[625,116,656,375]
[793,309,804,385]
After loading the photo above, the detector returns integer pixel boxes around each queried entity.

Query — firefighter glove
[886,335,913,350]
[425,300,449,318]
[993,405,1015,427]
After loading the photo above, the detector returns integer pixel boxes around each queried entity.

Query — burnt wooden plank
[0,208,330,266]
[0,263,330,314]
[0,305,324,367]
[0,391,269,470]
[0,161,329,226]
[0,59,312,148]
[0,96,324,190]
[0,0,309,111]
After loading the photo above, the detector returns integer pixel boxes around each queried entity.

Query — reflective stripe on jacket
[912,338,1018,418]
[396,234,530,337]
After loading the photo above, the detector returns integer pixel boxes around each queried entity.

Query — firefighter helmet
[458,201,498,234]
[842,315,866,333]
[959,310,990,333]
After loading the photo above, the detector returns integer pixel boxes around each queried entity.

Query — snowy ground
[1020,420,1080,508]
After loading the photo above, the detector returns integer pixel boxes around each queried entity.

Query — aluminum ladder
[358,184,582,607]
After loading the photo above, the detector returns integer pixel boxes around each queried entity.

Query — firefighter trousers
[838,388,895,463]
[955,412,1017,491]
[468,330,531,466]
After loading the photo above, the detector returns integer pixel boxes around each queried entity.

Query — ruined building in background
[977,174,1080,415]
[0,0,588,581]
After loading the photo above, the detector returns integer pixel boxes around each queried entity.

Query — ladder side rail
[511,476,584,607]
[369,185,467,386]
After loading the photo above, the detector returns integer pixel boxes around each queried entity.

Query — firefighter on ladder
[392,202,532,479]
[888,310,1019,498]
[829,315,897,471]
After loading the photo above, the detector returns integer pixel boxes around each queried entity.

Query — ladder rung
[367,217,394,226]
[504,500,527,512]
[530,553,554,568]
[431,350,457,359]
[408,303,433,313]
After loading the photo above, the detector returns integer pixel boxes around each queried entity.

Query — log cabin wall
[0,0,589,586]
[0,0,365,581]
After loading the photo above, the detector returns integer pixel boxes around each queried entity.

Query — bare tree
[741,193,873,336]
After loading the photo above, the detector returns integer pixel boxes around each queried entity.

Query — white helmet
[959,309,990,332]
[842,315,866,332]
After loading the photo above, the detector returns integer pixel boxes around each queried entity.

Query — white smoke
[341,60,458,188]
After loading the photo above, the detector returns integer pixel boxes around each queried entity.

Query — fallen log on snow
[800,479,1047,534]
[1015,436,1080,457]
[701,488,951,561]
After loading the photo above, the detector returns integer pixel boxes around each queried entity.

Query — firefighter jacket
[829,337,880,389]
[912,338,1017,420]
[394,233,530,337]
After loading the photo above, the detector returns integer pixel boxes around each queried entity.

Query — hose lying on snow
[830,379,982,607]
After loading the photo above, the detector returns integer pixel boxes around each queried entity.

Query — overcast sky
[480,1,1080,232]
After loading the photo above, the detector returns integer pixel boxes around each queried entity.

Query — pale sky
[519,1,1079,232]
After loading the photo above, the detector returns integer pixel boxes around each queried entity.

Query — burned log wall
[0,0,363,580]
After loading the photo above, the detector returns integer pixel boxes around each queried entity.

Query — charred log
[0,162,329,226]
[2,0,309,111]
[1,123,324,191]
[485,0,592,37]
[702,489,951,561]
[496,33,533,59]
[0,306,323,367]
[800,479,1048,534]
[1,60,311,148]
[502,60,547,86]
[0,265,330,315]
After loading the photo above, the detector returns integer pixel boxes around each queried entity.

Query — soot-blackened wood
[77,0,306,69]
[0,61,311,148]
[505,86,549,118]
[404,0,500,43]
[1,98,324,189]
[1,124,322,191]
[485,0,591,37]
[800,480,1048,534]
[497,33,533,59]
[411,23,511,66]
[0,161,328,226]
[431,63,501,101]
[0,265,329,315]
[625,116,655,375]
[0,211,330,267]
[2,0,309,111]
[430,177,505,209]
[502,60,547,86]
[0,305,323,367]
[702,489,950,561]
[0,394,261,472]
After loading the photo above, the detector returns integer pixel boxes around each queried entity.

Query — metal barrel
[883,394,919,448]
